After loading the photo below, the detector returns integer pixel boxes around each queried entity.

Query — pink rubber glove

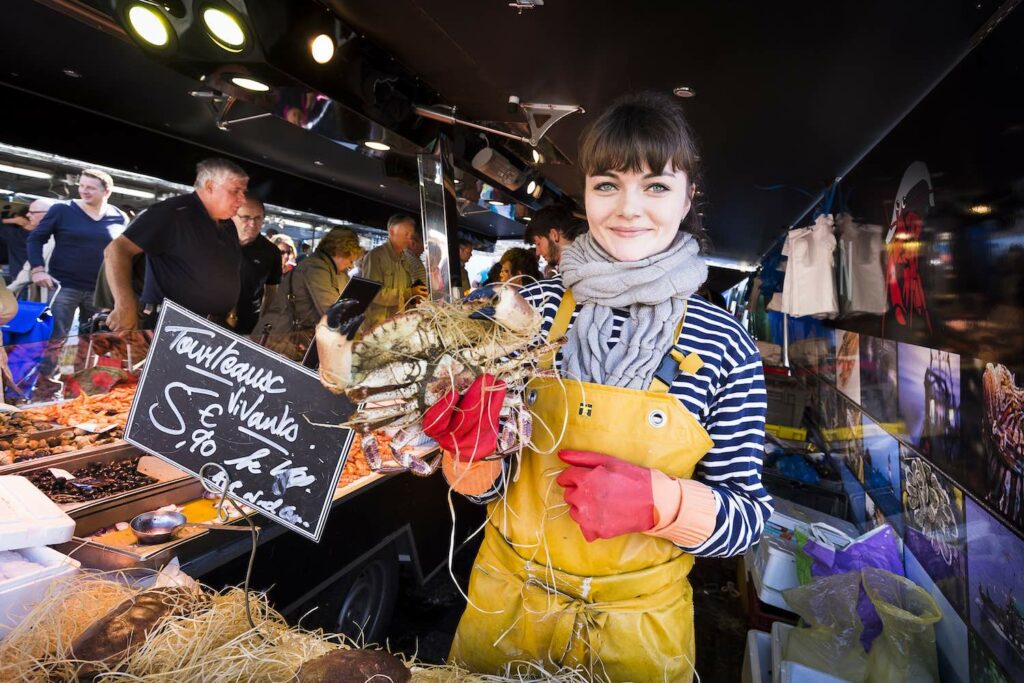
[556,450,656,542]
[423,374,506,462]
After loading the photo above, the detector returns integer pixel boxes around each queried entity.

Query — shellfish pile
[316,285,558,475]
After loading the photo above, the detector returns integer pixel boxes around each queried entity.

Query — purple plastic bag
[803,524,903,650]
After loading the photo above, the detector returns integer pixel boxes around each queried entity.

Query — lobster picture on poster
[897,342,959,462]
[859,336,899,424]
[884,161,934,338]
[967,497,1024,681]
[901,446,968,617]
[962,358,1024,532]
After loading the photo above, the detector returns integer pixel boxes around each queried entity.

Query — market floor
[384,538,748,682]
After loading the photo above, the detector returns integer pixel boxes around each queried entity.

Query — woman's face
[499,260,513,283]
[278,244,293,267]
[584,162,692,262]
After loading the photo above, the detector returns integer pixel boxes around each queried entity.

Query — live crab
[315,284,558,475]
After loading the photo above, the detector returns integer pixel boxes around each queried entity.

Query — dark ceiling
[0,0,1014,262]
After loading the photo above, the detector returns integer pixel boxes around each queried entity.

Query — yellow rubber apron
[450,291,714,682]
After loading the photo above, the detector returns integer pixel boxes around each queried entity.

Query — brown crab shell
[296,648,411,683]
[69,587,204,678]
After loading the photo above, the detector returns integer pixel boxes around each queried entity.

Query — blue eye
[647,183,670,193]
[593,182,616,192]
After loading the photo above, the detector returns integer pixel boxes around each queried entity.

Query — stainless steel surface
[0,442,190,517]
[56,478,252,571]
[130,510,251,544]
[0,439,138,475]
[418,133,463,302]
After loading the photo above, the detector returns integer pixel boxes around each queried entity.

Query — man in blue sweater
[27,169,127,388]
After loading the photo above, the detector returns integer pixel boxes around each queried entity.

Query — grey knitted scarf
[558,231,708,389]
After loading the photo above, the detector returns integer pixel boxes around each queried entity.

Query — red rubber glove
[556,450,656,542]
[423,374,506,462]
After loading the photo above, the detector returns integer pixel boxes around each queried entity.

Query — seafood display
[0,412,57,437]
[317,285,557,475]
[336,437,376,489]
[0,429,121,466]
[26,457,157,504]
[17,382,135,433]
[983,363,1024,474]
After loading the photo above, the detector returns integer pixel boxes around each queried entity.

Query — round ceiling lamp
[363,140,391,151]
[310,34,335,64]
[231,76,270,92]
[673,86,696,98]
[126,4,171,47]
[202,5,248,52]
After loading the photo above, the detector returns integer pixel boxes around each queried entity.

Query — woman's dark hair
[500,247,543,284]
[578,91,709,252]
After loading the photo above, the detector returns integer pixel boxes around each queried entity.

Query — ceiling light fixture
[523,216,532,222]
[111,186,157,199]
[126,4,171,47]
[526,180,537,195]
[363,140,391,151]
[531,149,543,164]
[673,86,695,98]
[487,199,507,206]
[526,179,544,199]
[310,34,335,64]
[230,76,270,92]
[201,5,248,52]
[0,162,53,180]
[472,147,526,191]
[969,204,993,215]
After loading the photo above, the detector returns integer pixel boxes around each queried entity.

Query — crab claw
[316,299,364,394]
[325,298,364,340]
[466,284,499,321]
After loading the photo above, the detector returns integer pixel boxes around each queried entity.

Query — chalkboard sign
[124,301,355,542]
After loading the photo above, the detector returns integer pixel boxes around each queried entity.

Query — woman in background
[498,247,543,287]
[256,228,362,360]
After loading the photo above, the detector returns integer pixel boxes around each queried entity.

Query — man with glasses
[105,158,248,331]
[4,198,54,298]
[230,197,281,335]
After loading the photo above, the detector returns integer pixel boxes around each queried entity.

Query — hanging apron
[450,291,715,682]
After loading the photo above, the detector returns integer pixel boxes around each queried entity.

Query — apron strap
[540,289,701,390]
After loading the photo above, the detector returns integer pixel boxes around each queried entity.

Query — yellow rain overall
[450,291,714,682]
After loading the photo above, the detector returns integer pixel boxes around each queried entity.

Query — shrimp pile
[316,285,559,475]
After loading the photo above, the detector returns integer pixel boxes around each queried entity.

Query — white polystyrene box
[0,546,80,636]
[748,553,795,613]
[0,475,76,550]
[754,534,799,593]
[742,629,771,683]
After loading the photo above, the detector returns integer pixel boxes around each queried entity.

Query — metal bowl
[130,510,188,544]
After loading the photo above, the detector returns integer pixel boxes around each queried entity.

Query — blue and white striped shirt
[477,277,772,558]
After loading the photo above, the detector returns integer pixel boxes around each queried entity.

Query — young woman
[497,246,543,287]
[431,92,772,681]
